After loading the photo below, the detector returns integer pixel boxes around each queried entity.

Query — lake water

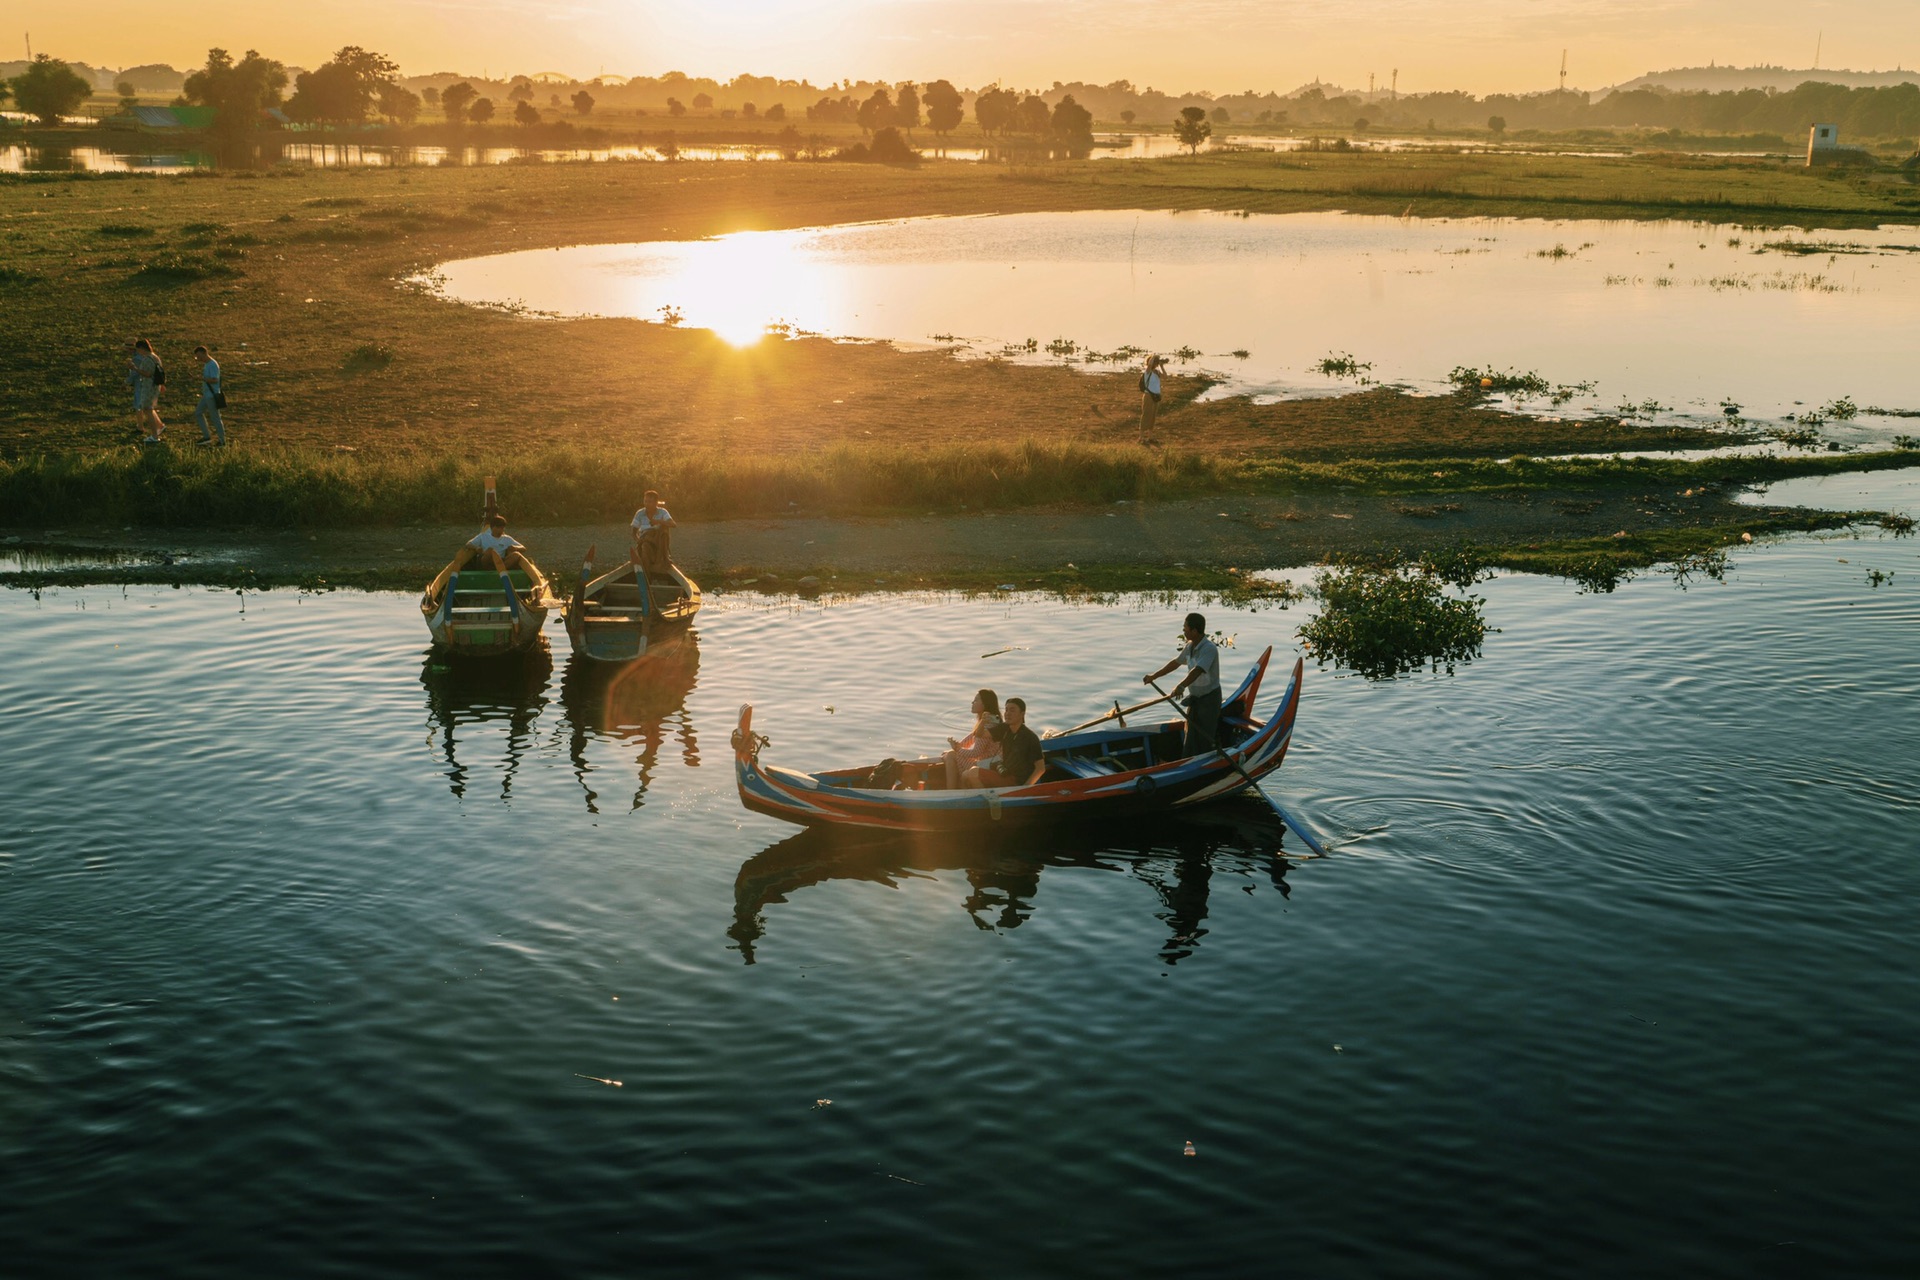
[3,526,1916,1275]
[423,209,1920,441]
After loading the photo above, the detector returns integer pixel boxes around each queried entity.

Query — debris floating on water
[981,646,1031,659]
[1183,1140,1197,1157]
[574,1074,623,1087]
[812,1099,833,1110]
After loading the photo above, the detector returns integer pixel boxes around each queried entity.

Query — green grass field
[3,148,1916,537]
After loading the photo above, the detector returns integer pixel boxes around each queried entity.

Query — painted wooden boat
[562,544,702,662]
[420,559,559,656]
[732,647,1302,832]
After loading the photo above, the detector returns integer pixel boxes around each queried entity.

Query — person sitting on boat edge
[1144,611,1221,757]
[455,512,532,574]
[965,697,1045,789]
[944,689,1004,789]
[630,490,676,573]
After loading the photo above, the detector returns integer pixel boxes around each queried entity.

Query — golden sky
[15,0,1920,94]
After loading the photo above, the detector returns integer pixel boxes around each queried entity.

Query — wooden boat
[419,480,559,657]
[562,544,701,663]
[732,647,1303,832]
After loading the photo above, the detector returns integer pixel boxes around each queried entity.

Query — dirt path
[7,486,1768,590]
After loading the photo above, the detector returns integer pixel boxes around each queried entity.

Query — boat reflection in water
[417,644,553,801]
[557,632,702,814]
[729,799,1297,966]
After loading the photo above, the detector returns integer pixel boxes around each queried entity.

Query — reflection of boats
[733,648,1302,832]
[419,481,559,657]
[556,632,702,814]
[562,545,701,663]
[418,647,553,800]
[728,800,1296,964]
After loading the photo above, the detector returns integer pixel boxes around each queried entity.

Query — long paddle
[1049,690,1177,738]
[1148,677,1329,858]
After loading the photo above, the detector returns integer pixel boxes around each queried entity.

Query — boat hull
[563,560,702,662]
[420,564,557,657]
[733,650,1301,833]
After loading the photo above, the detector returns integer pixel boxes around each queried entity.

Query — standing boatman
[1144,611,1221,757]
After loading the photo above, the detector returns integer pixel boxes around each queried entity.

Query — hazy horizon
[10,0,1920,98]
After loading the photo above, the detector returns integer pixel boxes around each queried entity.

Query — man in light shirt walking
[191,345,225,445]
[1144,611,1221,756]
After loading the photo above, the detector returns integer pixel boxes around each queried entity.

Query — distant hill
[0,60,184,92]
[1607,65,1920,95]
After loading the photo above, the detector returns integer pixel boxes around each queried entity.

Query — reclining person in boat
[943,689,1005,789]
[630,490,677,573]
[964,697,1045,789]
[453,513,533,574]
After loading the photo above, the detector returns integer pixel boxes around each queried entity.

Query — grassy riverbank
[3,439,1915,528]
[4,149,1916,591]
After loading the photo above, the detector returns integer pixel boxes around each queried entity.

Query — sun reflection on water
[616,229,844,347]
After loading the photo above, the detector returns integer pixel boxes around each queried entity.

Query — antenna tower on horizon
[1813,31,1821,69]
[1391,68,1398,99]
[1559,50,1568,93]
[1368,71,1375,99]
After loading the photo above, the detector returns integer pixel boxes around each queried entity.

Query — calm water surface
[3,534,1917,1276]
[425,210,1920,439]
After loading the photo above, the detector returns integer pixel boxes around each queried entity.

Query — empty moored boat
[733,648,1302,832]
[563,544,702,662]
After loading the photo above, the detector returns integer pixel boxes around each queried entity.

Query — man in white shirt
[1144,611,1221,756]
[630,489,676,572]
[191,345,225,445]
[458,513,530,573]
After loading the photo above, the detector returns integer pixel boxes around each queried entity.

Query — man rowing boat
[1144,612,1221,756]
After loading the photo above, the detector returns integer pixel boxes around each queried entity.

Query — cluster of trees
[4,55,95,124]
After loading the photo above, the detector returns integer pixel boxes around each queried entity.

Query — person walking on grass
[126,338,166,442]
[1137,354,1164,443]
[192,345,225,445]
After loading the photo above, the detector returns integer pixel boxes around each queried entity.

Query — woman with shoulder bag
[126,338,167,443]
[1138,354,1164,443]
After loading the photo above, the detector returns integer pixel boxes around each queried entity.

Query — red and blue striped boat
[731,648,1303,832]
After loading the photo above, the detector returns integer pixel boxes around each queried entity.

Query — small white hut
[1807,123,1840,165]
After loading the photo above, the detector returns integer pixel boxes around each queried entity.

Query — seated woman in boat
[453,513,533,574]
[964,697,1046,789]
[630,490,677,573]
[943,689,1004,789]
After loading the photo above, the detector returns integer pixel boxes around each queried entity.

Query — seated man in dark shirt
[964,697,1046,789]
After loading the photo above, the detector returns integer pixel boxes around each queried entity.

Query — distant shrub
[179,221,228,236]
[130,254,240,284]
[342,343,395,374]
[96,223,155,238]
[0,266,42,286]
[303,196,367,208]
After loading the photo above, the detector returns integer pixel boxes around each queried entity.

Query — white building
[1807,122,1840,165]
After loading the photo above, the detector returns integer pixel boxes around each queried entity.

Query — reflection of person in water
[558,634,701,815]
[728,802,1293,965]
[419,648,553,801]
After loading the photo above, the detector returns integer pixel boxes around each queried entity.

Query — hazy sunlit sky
[14,0,1920,94]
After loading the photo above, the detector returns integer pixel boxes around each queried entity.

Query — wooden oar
[1148,677,1328,858]
[1050,690,1175,737]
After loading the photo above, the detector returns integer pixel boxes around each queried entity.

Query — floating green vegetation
[1318,352,1373,379]
[1821,396,1859,421]
[1297,549,1493,680]
[1450,366,1550,395]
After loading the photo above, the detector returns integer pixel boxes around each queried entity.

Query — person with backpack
[125,338,167,442]
[1137,354,1164,443]
[192,345,226,445]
